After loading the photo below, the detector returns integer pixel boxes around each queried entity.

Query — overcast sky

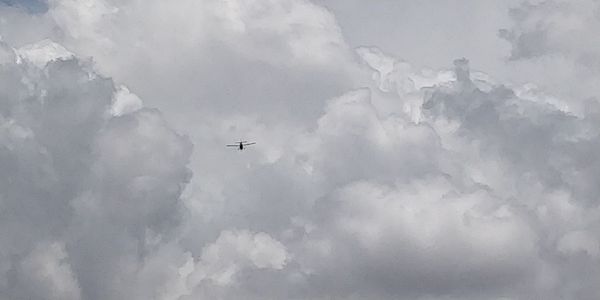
[1,1,600,299]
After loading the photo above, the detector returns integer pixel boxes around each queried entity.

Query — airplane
[226,140,256,151]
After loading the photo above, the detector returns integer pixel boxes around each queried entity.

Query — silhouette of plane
[226,141,256,150]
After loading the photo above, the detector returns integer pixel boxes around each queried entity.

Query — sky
[1,0,600,299]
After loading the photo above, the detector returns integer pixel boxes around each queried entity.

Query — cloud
[176,48,600,299]
[318,52,600,299]
[499,0,598,61]
[16,38,73,67]
[0,39,195,299]
[188,229,288,287]
[499,0,600,107]
[0,4,57,47]
[11,241,81,300]
[0,0,48,13]
[39,0,363,130]
[110,85,142,116]
[2,1,600,299]
[302,179,538,299]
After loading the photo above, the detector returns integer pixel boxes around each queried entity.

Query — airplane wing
[226,144,238,147]
[242,142,256,146]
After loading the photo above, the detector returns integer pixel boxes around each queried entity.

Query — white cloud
[110,85,143,116]
[0,40,193,300]
[2,1,600,299]
[299,179,538,298]
[15,242,81,300]
[16,38,74,67]
[191,230,288,286]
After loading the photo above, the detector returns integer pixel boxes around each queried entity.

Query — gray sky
[1,1,600,299]
[316,0,517,69]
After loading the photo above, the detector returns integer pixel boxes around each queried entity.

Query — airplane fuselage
[227,140,255,150]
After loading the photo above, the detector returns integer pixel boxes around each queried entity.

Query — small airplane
[226,140,256,151]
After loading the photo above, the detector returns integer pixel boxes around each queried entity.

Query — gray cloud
[498,0,600,106]
[0,0,47,13]
[0,40,194,299]
[2,1,600,299]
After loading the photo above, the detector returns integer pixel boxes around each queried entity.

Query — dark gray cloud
[0,0,47,13]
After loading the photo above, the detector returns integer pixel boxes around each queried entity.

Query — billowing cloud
[0,39,195,299]
[2,1,600,299]
[40,0,361,127]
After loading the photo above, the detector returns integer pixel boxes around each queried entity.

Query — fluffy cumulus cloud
[0,39,191,299]
[284,49,600,299]
[2,1,600,300]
